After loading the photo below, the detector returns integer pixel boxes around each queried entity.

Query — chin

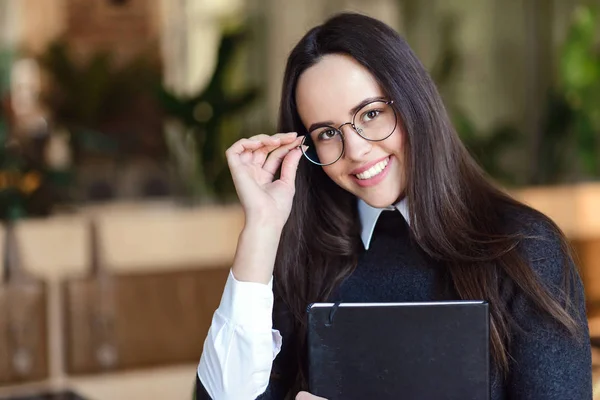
[357,187,403,208]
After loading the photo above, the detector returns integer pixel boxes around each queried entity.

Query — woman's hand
[296,391,328,400]
[226,132,304,230]
[227,132,305,284]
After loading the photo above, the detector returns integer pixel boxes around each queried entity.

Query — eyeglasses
[300,100,397,166]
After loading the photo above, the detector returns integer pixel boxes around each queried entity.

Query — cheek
[387,129,405,158]
[321,164,346,182]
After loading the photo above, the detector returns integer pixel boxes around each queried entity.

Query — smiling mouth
[354,157,390,180]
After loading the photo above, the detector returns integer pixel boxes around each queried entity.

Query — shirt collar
[358,197,410,250]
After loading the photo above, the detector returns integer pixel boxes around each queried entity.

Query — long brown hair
[274,12,583,395]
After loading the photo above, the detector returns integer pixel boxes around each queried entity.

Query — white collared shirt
[359,198,410,250]
[198,199,410,399]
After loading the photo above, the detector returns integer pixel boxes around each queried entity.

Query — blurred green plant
[0,48,10,142]
[533,4,600,184]
[38,41,164,163]
[0,48,12,96]
[0,47,29,220]
[0,48,58,220]
[429,16,522,185]
[159,25,260,202]
[0,133,47,220]
[430,5,600,186]
[546,6,600,179]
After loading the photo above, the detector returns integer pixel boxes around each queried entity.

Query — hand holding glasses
[223,99,396,231]
[222,99,396,285]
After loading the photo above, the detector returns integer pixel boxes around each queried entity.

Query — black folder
[307,301,490,400]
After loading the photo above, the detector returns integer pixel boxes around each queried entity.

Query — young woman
[195,12,592,400]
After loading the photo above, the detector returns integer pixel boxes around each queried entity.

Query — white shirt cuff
[216,270,274,331]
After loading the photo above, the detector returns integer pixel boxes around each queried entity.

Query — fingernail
[288,132,298,136]
[301,145,309,152]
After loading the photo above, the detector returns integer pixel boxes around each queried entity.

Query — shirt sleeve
[197,269,283,400]
[506,219,592,399]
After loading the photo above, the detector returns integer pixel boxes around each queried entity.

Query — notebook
[307,301,489,400]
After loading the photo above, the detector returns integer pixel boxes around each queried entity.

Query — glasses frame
[300,100,397,166]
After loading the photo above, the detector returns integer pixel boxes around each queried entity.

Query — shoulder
[504,205,572,275]
[499,208,591,397]
[497,203,582,307]
[503,203,563,244]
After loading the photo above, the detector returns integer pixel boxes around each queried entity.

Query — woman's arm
[507,219,592,398]
[195,132,304,399]
[196,268,282,399]
[195,267,298,400]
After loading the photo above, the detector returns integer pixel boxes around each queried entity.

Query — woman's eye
[363,110,380,121]
[318,129,337,140]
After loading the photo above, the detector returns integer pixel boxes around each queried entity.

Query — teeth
[356,158,389,180]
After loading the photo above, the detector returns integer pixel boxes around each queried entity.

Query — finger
[248,132,297,143]
[280,146,304,186]
[246,132,296,146]
[226,138,265,157]
[262,137,303,176]
[227,137,279,169]
[250,138,298,167]
[227,133,298,170]
[228,132,297,156]
[236,133,296,166]
[246,134,281,146]
[226,143,258,171]
[273,131,299,143]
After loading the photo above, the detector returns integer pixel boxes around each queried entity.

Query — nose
[341,124,372,161]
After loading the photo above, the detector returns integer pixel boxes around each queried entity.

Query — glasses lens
[353,101,397,141]
[302,127,344,165]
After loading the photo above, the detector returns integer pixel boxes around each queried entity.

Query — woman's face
[296,54,406,208]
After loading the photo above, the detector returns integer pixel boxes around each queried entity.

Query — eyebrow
[307,96,387,132]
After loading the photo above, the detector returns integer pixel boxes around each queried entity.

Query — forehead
[295,54,384,126]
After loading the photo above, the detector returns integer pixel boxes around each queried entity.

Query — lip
[351,156,393,188]
[350,155,391,175]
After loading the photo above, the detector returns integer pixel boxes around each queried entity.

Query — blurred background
[0,0,599,398]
